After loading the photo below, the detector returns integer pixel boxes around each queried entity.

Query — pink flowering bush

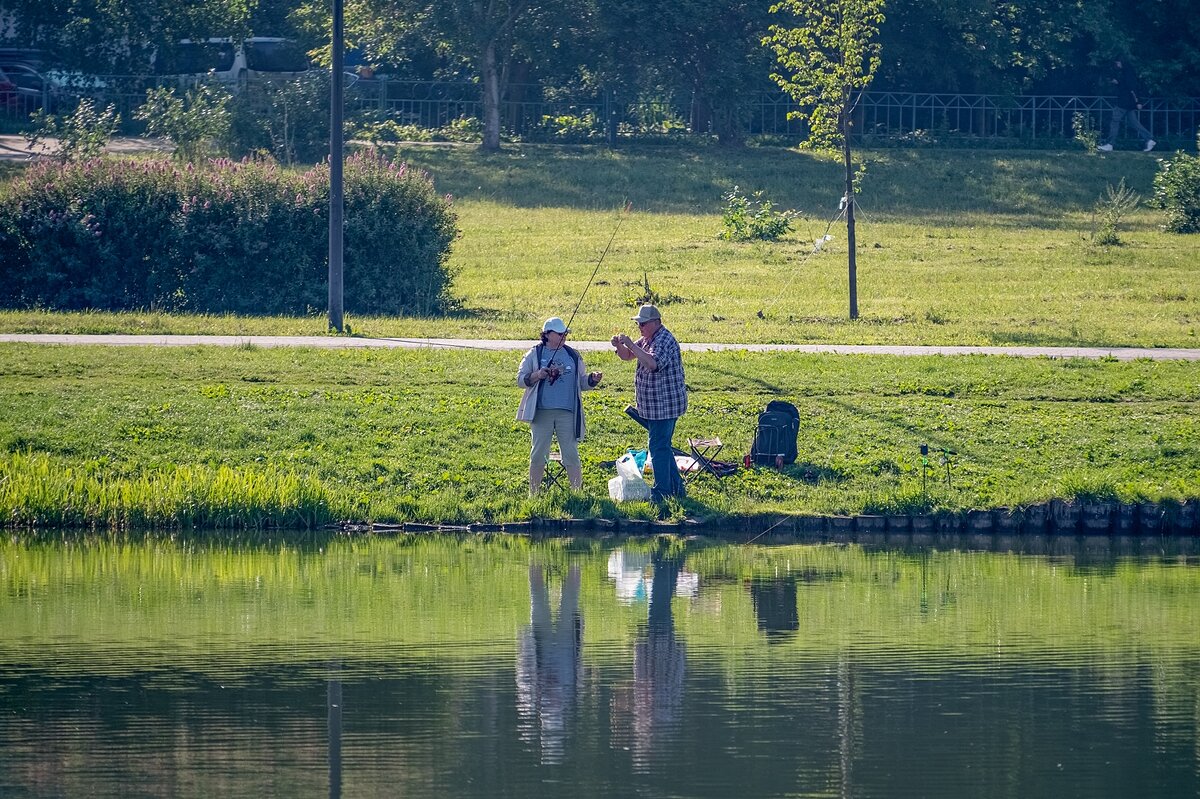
[0,152,457,315]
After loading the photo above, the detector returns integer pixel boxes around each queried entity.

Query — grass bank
[1,344,1196,529]
[1,144,1197,347]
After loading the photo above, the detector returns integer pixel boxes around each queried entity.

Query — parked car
[0,49,49,114]
[0,64,44,113]
[0,47,51,72]
[158,37,310,86]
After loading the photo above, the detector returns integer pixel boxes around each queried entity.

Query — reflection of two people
[516,563,582,764]
[608,549,694,770]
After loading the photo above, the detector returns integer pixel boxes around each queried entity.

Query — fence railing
[347,82,1200,144]
[854,92,1200,142]
[5,75,1199,147]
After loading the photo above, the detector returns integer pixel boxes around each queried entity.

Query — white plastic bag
[608,453,651,502]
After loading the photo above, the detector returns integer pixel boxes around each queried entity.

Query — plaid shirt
[634,325,687,420]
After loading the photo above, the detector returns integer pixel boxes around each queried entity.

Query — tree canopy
[3,0,1197,142]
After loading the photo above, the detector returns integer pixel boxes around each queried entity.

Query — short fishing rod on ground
[919,443,958,504]
[540,201,633,383]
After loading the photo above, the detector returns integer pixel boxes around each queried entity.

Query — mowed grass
[0,344,1196,528]
[1,144,1196,347]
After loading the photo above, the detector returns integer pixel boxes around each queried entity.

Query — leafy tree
[3,0,253,71]
[874,0,1114,95]
[766,0,884,320]
[1107,0,1200,96]
[593,0,774,145]
[337,0,555,151]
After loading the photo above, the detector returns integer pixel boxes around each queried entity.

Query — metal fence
[6,75,1199,147]
[342,81,1200,145]
[854,92,1200,142]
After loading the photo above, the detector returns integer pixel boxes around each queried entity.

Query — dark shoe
[624,404,649,428]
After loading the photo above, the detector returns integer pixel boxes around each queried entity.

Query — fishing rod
[540,200,632,384]
[564,199,632,334]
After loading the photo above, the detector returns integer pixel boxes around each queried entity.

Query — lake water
[1,533,1198,799]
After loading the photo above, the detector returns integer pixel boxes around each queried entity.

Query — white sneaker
[1144,139,1156,152]
[1097,143,1114,152]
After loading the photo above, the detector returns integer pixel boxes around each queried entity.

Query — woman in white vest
[516,317,603,493]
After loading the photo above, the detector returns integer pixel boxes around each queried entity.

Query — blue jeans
[1107,107,1153,145]
[646,417,685,502]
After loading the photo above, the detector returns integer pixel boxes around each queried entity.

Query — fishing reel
[545,364,563,385]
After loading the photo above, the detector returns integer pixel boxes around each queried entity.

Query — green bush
[0,152,458,315]
[26,98,121,162]
[135,84,232,162]
[535,111,602,142]
[227,73,333,164]
[1150,134,1200,233]
[1092,178,1140,246]
[1071,112,1100,154]
[351,117,435,144]
[718,185,798,241]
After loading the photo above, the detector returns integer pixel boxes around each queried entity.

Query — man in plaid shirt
[612,304,688,502]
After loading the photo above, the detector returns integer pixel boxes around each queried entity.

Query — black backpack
[750,400,800,466]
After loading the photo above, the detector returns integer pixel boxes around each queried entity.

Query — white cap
[631,304,661,323]
[542,317,569,334]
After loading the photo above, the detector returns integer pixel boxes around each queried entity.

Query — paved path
[0,135,169,161]
[3,334,1199,360]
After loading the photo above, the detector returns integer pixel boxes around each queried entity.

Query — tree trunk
[691,93,712,136]
[844,131,858,320]
[481,40,502,152]
[715,104,746,147]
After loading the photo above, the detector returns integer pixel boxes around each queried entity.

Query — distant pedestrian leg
[1105,107,1129,146]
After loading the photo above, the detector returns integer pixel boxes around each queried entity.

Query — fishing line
[541,200,633,378]
[755,202,846,318]
[375,338,516,352]
[745,514,790,544]
[366,204,633,378]
[564,200,633,334]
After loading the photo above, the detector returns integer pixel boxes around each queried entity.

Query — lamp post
[328,0,345,333]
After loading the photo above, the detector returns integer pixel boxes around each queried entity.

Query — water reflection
[0,533,1197,799]
[327,670,342,799]
[516,563,582,763]
[748,577,800,641]
[628,549,687,772]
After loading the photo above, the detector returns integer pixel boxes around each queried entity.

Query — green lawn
[1,344,1196,527]
[1,144,1196,347]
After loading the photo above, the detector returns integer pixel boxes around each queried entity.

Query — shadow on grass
[387,142,1164,221]
[782,461,847,484]
[983,329,1144,348]
[816,394,975,465]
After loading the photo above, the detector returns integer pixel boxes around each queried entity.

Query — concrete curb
[345,499,1200,539]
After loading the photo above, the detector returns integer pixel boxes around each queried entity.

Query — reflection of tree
[515,564,582,764]
[629,551,687,771]
[327,669,342,799]
[836,653,860,799]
